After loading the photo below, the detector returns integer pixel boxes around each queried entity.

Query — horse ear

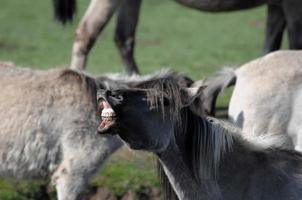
[59,69,84,84]
[191,79,206,88]
[181,85,207,107]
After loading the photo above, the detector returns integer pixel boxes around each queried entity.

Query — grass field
[0,0,289,199]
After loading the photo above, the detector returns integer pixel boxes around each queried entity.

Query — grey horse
[53,0,302,74]
[203,50,302,151]
[0,62,124,200]
[97,77,302,200]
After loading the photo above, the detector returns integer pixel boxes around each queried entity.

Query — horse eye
[115,94,123,101]
[110,92,123,101]
[106,93,123,105]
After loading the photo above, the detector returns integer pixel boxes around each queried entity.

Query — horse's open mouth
[97,99,117,133]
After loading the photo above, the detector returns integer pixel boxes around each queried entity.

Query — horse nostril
[97,89,106,96]
[116,95,123,102]
[97,89,111,99]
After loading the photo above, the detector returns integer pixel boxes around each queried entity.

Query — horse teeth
[101,108,116,118]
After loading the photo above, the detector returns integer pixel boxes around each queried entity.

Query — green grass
[91,156,159,196]
[1,0,269,75]
[0,0,290,199]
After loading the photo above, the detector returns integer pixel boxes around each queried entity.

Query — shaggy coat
[0,62,122,200]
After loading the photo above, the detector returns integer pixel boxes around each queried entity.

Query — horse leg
[70,0,120,70]
[263,3,286,54]
[114,0,142,75]
[52,133,123,200]
[54,172,86,200]
[283,0,302,49]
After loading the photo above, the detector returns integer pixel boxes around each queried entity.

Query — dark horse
[96,77,302,199]
[53,0,302,74]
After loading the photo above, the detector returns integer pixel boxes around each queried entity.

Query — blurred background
[0,0,288,199]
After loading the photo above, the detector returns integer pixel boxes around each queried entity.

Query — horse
[96,77,302,200]
[0,62,126,200]
[52,0,302,74]
[0,62,194,199]
[202,50,302,151]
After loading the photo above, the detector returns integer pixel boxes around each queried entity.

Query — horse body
[0,62,123,199]
[229,50,302,150]
[204,50,302,151]
[53,0,302,74]
[97,77,302,200]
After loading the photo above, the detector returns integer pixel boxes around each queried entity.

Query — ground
[0,0,289,199]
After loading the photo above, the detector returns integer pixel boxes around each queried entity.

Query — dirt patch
[85,186,162,200]
[0,39,19,52]
[0,39,36,52]
[138,39,162,47]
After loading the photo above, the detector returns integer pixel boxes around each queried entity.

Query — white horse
[203,50,302,150]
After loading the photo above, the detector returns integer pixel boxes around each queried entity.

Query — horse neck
[158,111,302,199]
[156,113,230,200]
[155,115,255,200]
[157,142,222,200]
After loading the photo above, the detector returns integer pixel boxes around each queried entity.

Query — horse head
[96,78,206,153]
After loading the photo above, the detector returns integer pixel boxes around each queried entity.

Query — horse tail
[202,68,236,116]
[52,0,77,24]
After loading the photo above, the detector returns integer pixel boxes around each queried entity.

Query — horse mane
[101,69,193,88]
[104,69,188,82]
[175,113,234,180]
